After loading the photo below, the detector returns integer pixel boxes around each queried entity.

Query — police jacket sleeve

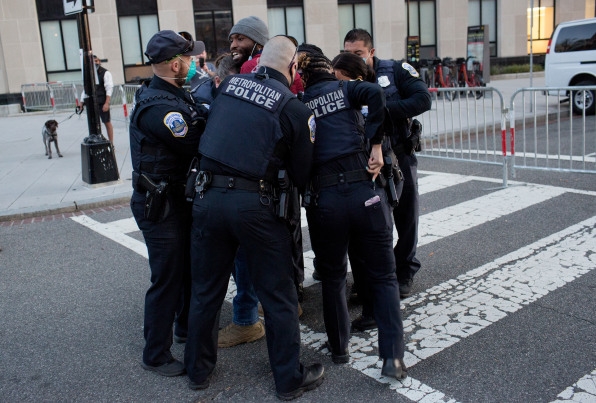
[385,61,432,119]
[138,104,207,157]
[279,98,315,192]
[347,80,386,145]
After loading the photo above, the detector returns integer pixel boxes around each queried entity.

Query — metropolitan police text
[226,77,282,109]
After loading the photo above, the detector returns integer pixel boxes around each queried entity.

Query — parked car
[544,17,596,115]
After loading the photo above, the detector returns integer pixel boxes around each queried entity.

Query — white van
[544,18,596,115]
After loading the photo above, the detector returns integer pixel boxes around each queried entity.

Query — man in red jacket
[230,15,303,94]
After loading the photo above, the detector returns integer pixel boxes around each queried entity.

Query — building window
[407,0,436,59]
[193,0,233,59]
[527,0,555,54]
[116,0,158,83]
[338,0,372,50]
[268,7,305,45]
[468,0,497,57]
[36,0,80,82]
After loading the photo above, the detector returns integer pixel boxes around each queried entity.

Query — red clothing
[241,54,304,95]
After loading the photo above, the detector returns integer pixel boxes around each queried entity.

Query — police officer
[129,30,207,377]
[298,50,407,379]
[184,36,324,399]
[344,29,432,299]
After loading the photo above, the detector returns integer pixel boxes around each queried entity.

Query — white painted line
[71,215,148,258]
[109,217,139,234]
[417,183,566,246]
[418,172,475,194]
[552,368,596,402]
[302,216,596,402]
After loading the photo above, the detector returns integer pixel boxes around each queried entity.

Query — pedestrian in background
[80,55,115,144]
[129,30,207,377]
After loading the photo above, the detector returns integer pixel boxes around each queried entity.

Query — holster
[134,172,170,221]
[275,169,292,220]
[185,157,200,202]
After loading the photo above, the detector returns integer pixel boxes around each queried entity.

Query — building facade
[0,0,594,109]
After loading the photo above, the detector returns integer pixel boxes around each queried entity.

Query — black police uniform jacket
[373,58,432,147]
[199,72,295,180]
[129,76,205,184]
[301,73,386,170]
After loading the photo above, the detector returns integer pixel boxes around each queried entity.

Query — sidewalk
[0,110,133,221]
[0,74,544,222]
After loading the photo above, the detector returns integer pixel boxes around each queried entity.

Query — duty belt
[209,174,272,193]
[315,169,370,188]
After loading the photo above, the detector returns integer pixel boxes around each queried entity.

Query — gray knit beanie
[229,16,269,46]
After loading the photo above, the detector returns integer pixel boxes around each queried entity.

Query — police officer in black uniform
[184,36,324,400]
[344,29,432,300]
[129,30,207,377]
[298,50,407,379]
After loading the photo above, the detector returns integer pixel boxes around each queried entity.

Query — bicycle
[456,56,485,99]
[429,57,457,100]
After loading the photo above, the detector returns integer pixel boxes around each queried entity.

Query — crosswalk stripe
[300,215,596,402]
[71,215,148,258]
[552,368,596,402]
[417,183,566,246]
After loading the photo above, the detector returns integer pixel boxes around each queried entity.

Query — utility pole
[66,0,119,184]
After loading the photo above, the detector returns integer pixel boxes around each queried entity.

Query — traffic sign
[63,0,83,15]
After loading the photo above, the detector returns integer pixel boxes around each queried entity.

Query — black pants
[352,152,421,315]
[393,152,421,283]
[306,180,404,359]
[131,189,191,366]
[185,188,305,394]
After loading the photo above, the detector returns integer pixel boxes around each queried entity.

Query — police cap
[145,30,205,65]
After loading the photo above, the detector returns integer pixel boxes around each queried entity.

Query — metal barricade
[418,86,510,184]
[509,86,596,174]
[21,83,53,112]
[48,82,80,111]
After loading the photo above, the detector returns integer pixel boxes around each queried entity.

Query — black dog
[42,119,62,159]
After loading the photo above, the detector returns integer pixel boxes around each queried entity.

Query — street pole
[529,0,534,113]
[77,6,102,141]
[76,0,119,184]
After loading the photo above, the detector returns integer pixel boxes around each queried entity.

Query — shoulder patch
[163,112,188,137]
[308,115,316,143]
[402,62,420,78]
[377,75,391,88]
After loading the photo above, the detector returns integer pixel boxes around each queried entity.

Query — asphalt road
[1,156,595,403]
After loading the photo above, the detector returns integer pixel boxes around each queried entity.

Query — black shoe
[189,378,210,390]
[141,359,185,377]
[351,315,377,332]
[324,342,349,364]
[399,279,413,299]
[276,363,324,401]
[381,358,408,380]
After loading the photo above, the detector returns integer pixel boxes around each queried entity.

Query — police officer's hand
[367,143,383,181]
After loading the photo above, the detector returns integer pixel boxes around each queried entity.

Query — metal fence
[417,84,596,185]
[20,81,140,125]
[508,86,596,175]
[20,81,596,183]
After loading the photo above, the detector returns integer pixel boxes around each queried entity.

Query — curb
[0,195,132,223]
[490,71,545,81]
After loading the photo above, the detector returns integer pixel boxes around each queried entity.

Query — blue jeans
[232,247,259,326]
